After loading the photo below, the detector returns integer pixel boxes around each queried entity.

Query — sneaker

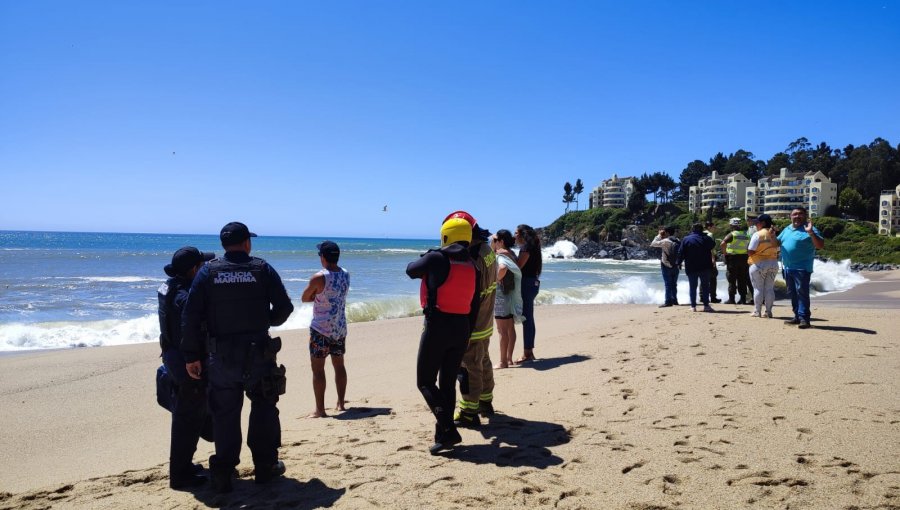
[703,306,715,313]
[255,460,286,484]
[658,303,673,308]
[725,299,736,305]
[478,400,494,417]
[690,306,697,312]
[798,321,811,329]
[210,471,233,494]
[737,299,747,305]
[750,311,760,317]
[710,298,722,303]
[784,318,801,325]
[429,427,462,455]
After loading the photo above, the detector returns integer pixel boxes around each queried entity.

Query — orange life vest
[419,254,476,315]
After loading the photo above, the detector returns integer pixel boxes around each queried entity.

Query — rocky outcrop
[574,239,659,261]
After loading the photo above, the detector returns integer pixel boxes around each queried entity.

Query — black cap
[220,221,257,246]
[472,224,491,242]
[316,240,340,257]
[164,246,215,277]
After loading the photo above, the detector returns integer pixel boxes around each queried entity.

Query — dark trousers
[416,312,470,436]
[725,254,751,301]
[686,269,711,307]
[162,349,212,480]
[660,264,680,305]
[709,265,719,300]
[521,276,540,350]
[207,341,281,474]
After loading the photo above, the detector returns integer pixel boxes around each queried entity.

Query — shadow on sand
[807,325,877,335]
[518,354,590,372]
[332,407,392,420]
[442,414,568,469]
[191,476,345,509]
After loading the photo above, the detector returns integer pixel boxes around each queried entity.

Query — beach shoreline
[0,274,898,508]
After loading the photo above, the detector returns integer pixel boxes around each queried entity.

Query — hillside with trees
[546,136,900,265]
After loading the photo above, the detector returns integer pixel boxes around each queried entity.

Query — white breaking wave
[543,240,578,259]
[74,276,155,283]
[0,315,159,351]
[810,259,867,293]
[0,259,867,351]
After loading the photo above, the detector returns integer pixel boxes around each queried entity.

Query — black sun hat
[164,246,215,277]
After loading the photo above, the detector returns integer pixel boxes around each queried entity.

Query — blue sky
[2,1,898,239]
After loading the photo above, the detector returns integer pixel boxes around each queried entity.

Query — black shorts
[494,314,513,320]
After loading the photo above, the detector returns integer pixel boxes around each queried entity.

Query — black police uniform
[158,274,214,487]
[181,251,294,488]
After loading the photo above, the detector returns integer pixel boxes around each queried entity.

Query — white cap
[729,217,742,226]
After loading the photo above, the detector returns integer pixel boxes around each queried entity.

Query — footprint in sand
[622,461,645,474]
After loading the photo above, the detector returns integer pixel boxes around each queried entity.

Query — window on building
[883,220,889,225]
[885,201,890,207]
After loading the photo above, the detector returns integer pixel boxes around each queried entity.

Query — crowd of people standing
[651,207,825,328]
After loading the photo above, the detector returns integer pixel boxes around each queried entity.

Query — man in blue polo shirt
[777,207,825,329]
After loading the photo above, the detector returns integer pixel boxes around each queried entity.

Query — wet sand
[0,273,898,509]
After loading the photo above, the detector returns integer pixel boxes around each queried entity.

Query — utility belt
[208,333,287,401]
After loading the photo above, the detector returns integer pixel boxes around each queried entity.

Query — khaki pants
[458,339,495,413]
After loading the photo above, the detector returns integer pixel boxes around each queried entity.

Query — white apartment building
[589,174,636,209]
[687,171,750,214]
[744,168,837,219]
[879,184,900,235]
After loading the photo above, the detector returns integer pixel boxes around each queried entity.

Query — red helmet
[443,210,476,226]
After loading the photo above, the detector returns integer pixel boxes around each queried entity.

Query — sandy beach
[1,272,898,509]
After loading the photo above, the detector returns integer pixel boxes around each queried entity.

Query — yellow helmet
[440,217,472,247]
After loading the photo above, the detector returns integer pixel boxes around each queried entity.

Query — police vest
[419,250,476,315]
[726,231,750,255]
[157,276,182,352]
[205,257,270,337]
[748,228,778,265]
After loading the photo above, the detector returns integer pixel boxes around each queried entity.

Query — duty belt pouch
[155,364,175,412]
[253,364,287,401]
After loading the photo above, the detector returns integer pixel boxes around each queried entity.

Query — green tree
[675,160,709,201]
[573,179,585,211]
[723,149,762,180]
[839,188,866,218]
[627,180,647,215]
[562,182,575,213]
[766,152,791,176]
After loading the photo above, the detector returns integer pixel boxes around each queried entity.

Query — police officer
[721,217,752,304]
[159,246,215,489]
[182,222,294,493]
[406,216,478,455]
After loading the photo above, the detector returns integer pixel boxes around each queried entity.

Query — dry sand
[1,273,898,509]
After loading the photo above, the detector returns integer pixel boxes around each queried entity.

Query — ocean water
[0,232,866,351]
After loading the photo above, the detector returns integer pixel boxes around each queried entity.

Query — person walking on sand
[777,207,825,329]
[406,216,478,455]
[443,212,498,429]
[747,214,780,318]
[301,241,350,418]
[492,229,523,369]
[676,223,716,313]
[182,222,294,493]
[514,224,542,364]
[650,226,680,308]
[158,246,215,490]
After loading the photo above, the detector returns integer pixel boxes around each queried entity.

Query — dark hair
[757,214,773,229]
[792,207,808,215]
[322,252,339,264]
[495,229,515,249]
[664,226,676,236]
[692,223,704,234]
[516,224,542,276]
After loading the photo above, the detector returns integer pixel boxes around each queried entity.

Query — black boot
[429,424,462,455]
[255,460,286,484]
[209,455,233,494]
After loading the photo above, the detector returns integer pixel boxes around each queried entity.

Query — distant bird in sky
[382,205,388,212]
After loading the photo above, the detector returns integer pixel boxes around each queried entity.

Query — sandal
[514,355,535,364]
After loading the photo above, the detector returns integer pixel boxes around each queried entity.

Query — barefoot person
[301,241,350,418]
[491,230,523,369]
[514,224,541,364]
